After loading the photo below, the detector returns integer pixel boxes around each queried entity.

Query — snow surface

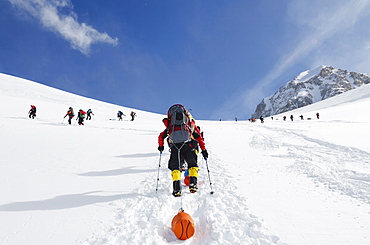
[1,73,370,245]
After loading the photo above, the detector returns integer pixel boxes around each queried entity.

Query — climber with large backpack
[117,111,125,121]
[64,107,75,125]
[28,105,36,119]
[158,104,208,197]
[77,109,86,125]
[86,109,94,120]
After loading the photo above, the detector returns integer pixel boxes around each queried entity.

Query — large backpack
[167,104,194,144]
[69,109,75,117]
[79,110,86,118]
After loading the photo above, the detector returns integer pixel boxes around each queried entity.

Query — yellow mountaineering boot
[171,170,181,197]
[188,167,198,193]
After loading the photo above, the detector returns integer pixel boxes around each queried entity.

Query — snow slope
[1,73,370,244]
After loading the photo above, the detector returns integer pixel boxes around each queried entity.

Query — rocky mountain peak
[251,66,370,118]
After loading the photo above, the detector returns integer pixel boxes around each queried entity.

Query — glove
[201,150,208,159]
[158,146,164,152]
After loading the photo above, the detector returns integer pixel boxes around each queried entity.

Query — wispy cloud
[8,0,118,55]
[214,0,370,119]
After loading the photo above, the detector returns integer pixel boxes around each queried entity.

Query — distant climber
[117,111,125,121]
[77,109,86,125]
[130,111,137,121]
[299,115,304,120]
[290,115,294,121]
[260,116,264,123]
[28,105,36,119]
[316,112,320,119]
[86,109,94,120]
[64,107,75,124]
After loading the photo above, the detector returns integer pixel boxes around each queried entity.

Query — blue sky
[1,0,370,120]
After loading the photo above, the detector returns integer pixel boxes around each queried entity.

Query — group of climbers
[249,112,320,123]
[64,107,92,125]
[28,105,137,125]
[117,110,137,121]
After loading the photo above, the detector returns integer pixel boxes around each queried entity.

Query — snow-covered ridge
[251,65,370,118]
[294,65,326,82]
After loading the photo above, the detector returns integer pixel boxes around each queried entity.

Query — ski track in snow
[249,124,370,205]
[81,154,283,245]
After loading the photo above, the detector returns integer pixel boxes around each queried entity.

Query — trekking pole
[155,152,162,193]
[177,146,184,210]
[204,158,214,195]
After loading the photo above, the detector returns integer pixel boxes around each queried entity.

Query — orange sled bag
[171,210,195,240]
